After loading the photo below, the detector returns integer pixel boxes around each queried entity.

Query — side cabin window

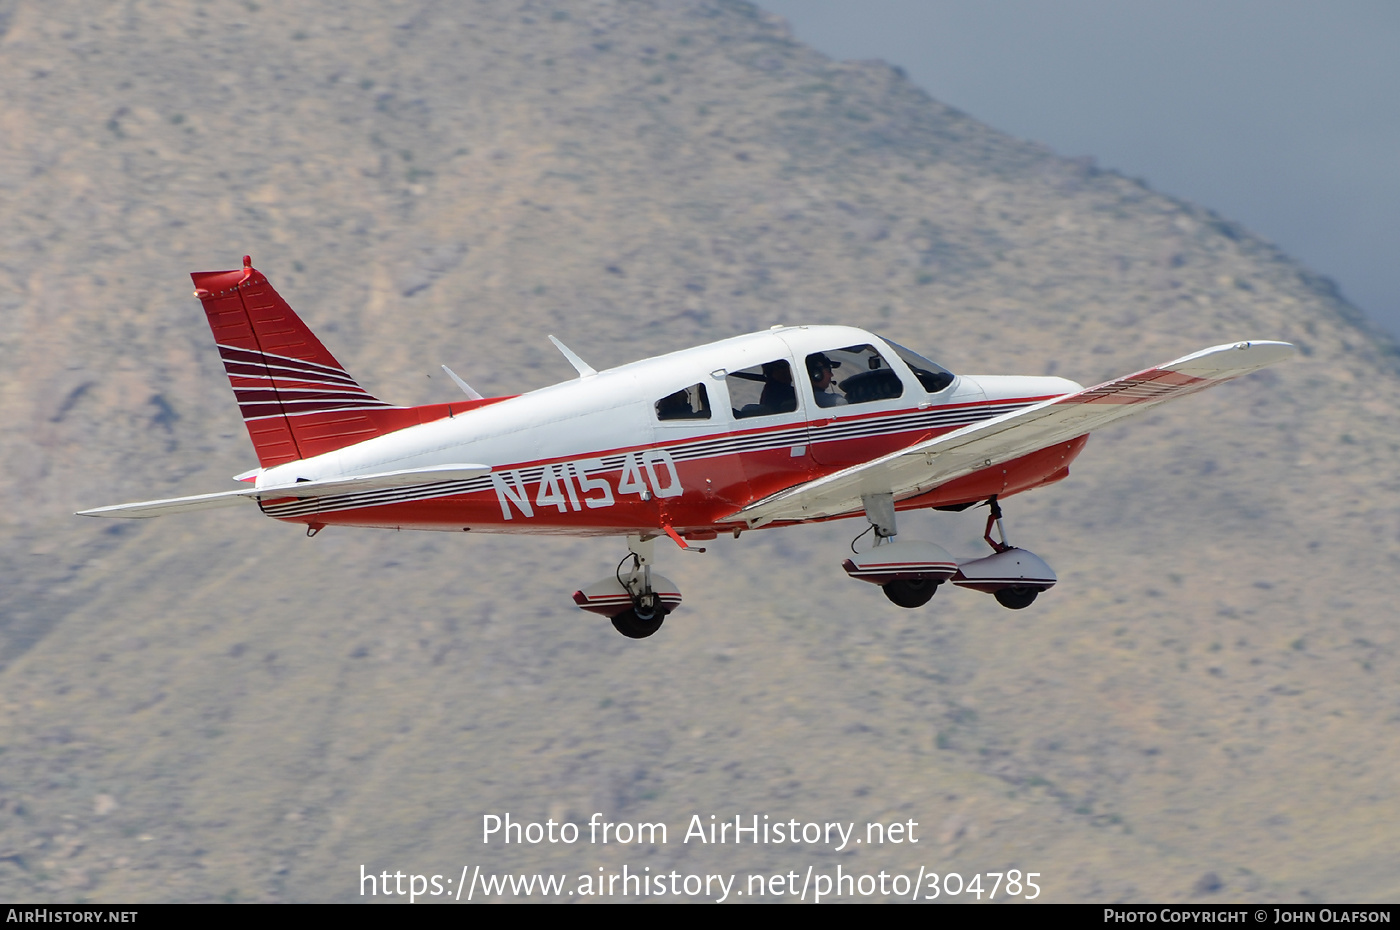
[726,360,798,420]
[805,344,904,408]
[655,383,711,421]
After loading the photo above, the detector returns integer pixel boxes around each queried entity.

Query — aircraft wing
[725,341,1297,528]
[77,464,491,519]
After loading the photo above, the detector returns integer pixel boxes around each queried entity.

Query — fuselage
[252,325,1084,537]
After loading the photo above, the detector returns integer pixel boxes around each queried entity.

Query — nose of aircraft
[959,375,1084,405]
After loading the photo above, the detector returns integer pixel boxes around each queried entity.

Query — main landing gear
[572,535,684,639]
[843,494,1057,611]
[950,497,1057,609]
[841,492,959,609]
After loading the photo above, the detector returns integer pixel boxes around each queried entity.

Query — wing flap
[726,341,1296,527]
[78,464,492,519]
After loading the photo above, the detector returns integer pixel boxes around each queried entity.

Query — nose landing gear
[610,603,666,639]
[844,495,1057,611]
[950,497,1057,609]
[572,534,683,638]
[993,585,1041,610]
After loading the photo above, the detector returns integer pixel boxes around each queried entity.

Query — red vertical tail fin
[192,257,433,467]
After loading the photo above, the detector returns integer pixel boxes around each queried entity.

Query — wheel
[882,578,938,609]
[994,586,1039,610]
[611,606,667,639]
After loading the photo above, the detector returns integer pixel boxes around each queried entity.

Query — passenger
[656,389,692,420]
[758,361,797,413]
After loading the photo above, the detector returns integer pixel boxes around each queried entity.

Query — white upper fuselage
[256,325,1080,496]
[82,261,1296,564]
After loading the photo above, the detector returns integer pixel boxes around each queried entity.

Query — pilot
[807,353,848,407]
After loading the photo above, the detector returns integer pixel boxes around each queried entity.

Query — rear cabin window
[805,344,904,408]
[655,383,711,420]
[726,360,797,419]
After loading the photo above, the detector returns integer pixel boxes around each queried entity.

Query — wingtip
[1236,340,1300,366]
[1170,340,1299,374]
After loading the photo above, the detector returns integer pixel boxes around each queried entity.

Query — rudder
[192,257,417,467]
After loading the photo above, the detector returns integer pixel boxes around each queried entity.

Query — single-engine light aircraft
[80,258,1296,637]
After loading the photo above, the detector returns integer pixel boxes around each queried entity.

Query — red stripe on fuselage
[264,397,1080,535]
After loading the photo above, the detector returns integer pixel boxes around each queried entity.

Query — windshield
[879,337,956,393]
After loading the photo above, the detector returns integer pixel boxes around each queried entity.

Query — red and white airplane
[81,257,1296,638]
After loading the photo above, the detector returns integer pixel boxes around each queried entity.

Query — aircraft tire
[882,578,938,609]
[993,586,1039,610]
[611,607,667,639]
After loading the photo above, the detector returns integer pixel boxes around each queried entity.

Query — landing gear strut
[950,496,1057,608]
[982,497,1038,608]
[842,492,958,608]
[983,496,1012,553]
[611,536,667,639]
[572,534,683,638]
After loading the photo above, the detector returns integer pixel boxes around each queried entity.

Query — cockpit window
[655,383,711,420]
[726,360,798,419]
[806,344,904,407]
[880,337,956,393]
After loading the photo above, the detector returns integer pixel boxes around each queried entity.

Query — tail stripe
[216,343,398,421]
[234,389,391,402]
[217,345,362,385]
[241,403,400,419]
[222,361,361,387]
[193,260,466,467]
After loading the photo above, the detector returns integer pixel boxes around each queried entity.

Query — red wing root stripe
[1070,372,1212,404]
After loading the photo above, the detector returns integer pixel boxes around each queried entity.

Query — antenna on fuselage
[439,365,484,401]
[547,335,597,378]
